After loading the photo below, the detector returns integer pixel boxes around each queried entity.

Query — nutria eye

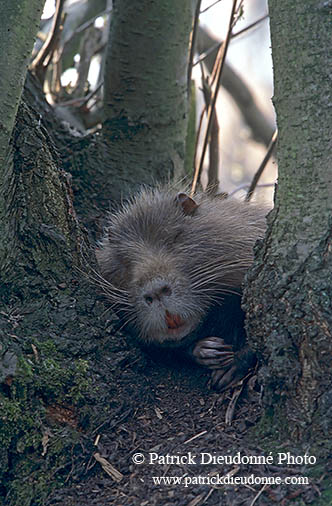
[144,295,153,304]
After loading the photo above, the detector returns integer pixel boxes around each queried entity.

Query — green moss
[0,337,95,505]
[7,426,83,506]
[249,405,285,445]
[312,478,332,505]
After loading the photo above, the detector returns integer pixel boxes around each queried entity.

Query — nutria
[96,187,267,391]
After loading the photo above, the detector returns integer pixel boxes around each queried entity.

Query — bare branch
[245,129,278,201]
[232,14,269,40]
[31,0,66,84]
[187,0,202,94]
[191,0,238,196]
[228,182,275,198]
[196,25,275,148]
[200,66,220,193]
[76,6,112,34]
[200,0,223,14]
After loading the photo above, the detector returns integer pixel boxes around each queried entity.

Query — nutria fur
[96,187,267,390]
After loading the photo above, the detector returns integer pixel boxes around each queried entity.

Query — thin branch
[31,0,66,84]
[75,7,113,34]
[193,15,269,68]
[228,182,275,198]
[191,0,238,196]
[56,81,103,107]
[249,483,269,506]
[200,0,223,14]
[200,66,220,193]
[194,42,219,68]
[245,129,278,201]
[193,106,207,184]
[196,26,275,147]
[232,14,269,40]
[232,0,245,29]
[187,0,202,94]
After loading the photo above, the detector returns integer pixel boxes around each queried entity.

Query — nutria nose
[144,285,172,305]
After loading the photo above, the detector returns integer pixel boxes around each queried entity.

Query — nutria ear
[175,193,199,216]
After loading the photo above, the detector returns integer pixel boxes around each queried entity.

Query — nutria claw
[192,337,235,370]
[211,365,242,391]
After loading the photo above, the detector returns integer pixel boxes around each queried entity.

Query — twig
[93,452,123,482]
[193,15,269,68]
[225,384,244,425]
[232,0,245,29]
[192,104,207,187]
[228,182,275,198]
[200,0,223,14]
[75,6,113,34]
[197,26,275,147]
[232,14,269,40]
[191,0,238,196]
[200,68,220,192]
[249,483,268,506]
[184,430,207,444]
[194,42,220,68]
[31,0,66,84]
[50,42,64,97]
[187,0,202,94]
[245,129,278,201]
[56,81,104,108]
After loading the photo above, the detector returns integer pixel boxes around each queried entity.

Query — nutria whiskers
[96,187,267,391]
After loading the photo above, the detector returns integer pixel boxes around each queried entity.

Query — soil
[45,321,321,506]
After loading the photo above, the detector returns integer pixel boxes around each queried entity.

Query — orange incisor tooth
[165,310,184,329]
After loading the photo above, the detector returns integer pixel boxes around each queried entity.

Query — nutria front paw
[192,337,234,370]
[192,337,257,392]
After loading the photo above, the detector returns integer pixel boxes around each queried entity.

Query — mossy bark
[0,84,123,503]
[243,0,332,441]
[0,0,45,172]
[2,106,84,281]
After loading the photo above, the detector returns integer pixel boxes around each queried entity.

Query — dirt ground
[46,324,321,506]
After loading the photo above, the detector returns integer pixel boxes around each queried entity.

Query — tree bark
[103,0,197,181]
[0,94,85,285]
[0,2,85,287]
[244,0,332,440]
[0,0,45,172]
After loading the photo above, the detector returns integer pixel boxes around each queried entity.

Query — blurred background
[39,0,277,204]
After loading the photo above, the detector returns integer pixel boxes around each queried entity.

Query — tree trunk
[103,0,196,181]
[244,0,332,440]
[0,1,86,289]
[0,0,44,173]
